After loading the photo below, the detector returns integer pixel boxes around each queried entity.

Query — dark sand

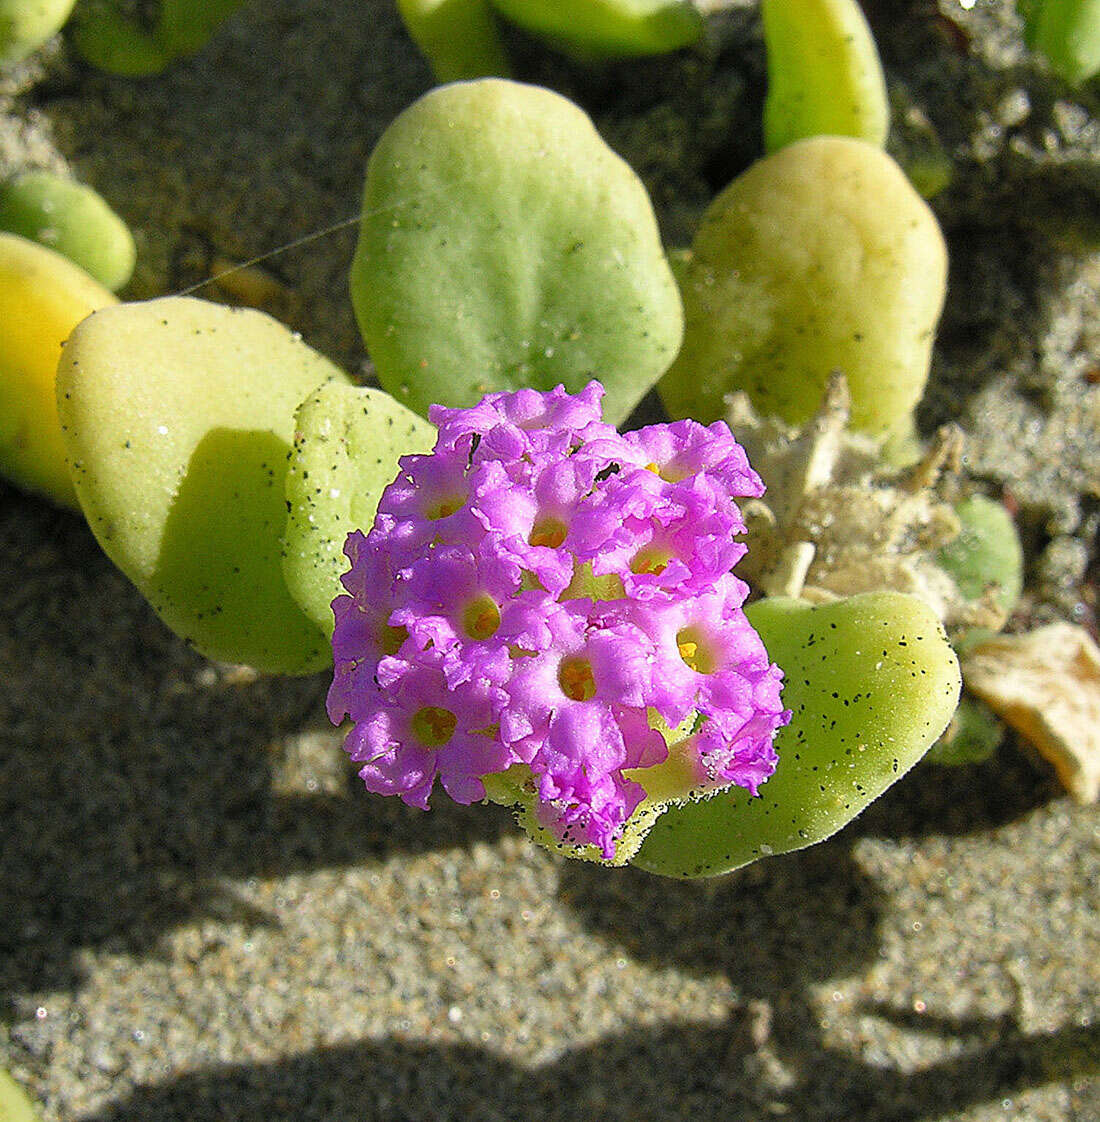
[2,2,1098,1118]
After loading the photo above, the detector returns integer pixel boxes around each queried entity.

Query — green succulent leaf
[0,1068,42,1122]
[0,0,75,67]
[0,171,135,291]
[887,84,953,200]
[659,136,946,439]
[158,0,244,55]
[1022,0,1100,86]
[69,2,172,75]
[0,231,116,508]
[632,592,961,878]
[57,296,351,674]
[71,0,242,75]
[351,78,683,428]
[282,381,435,637]
[925,697,1002,767]
[935,494,1024,620]
[762,0,889,152]
[396,0,511,81]
[487,0,703,59]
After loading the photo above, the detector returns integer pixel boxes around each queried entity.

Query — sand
[2,1,1098,1119]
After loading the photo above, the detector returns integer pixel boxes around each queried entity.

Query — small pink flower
[345,655,509,809]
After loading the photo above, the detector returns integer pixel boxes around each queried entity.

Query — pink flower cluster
[328,383,788,858]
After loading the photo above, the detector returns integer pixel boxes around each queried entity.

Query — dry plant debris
[962,623,1100,804]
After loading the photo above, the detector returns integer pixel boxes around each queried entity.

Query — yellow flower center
[559,561,625,603]
[411,706,457,747]
[630,545,670,576]
[676,627,716,674]
[529,516,567,549]
[425,495,464,520]
[645,459,690,483]
[380,624,408,656]
[462,594,501,640]
[558,656,597,702]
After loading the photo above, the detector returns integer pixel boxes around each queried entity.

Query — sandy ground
[2,1,1099,1119]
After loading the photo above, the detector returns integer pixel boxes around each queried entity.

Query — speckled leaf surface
[632,592,961,878]
[57,296,350,673]
[659,136,946,439]
[762,0,888,152]
[351,79,683,428]
[283,381,435,637]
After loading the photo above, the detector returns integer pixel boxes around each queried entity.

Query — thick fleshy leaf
[351,78,683,428]
[282,381,435,637]
[488,0,702,59]
[935,494,1024,620]
[70,2,172,75]
[70,0,243,75]
[396,0,510,81]
[0,232,116,508]
[0,1068,41,1122]
[1022,0,1100,86]
[158,0,244,54]
[0,171,135,291]
[0,0,75,66]
[762,0,889,152]
[658,136,946,439]
[57,296,350,673]
[632,592,961,878]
